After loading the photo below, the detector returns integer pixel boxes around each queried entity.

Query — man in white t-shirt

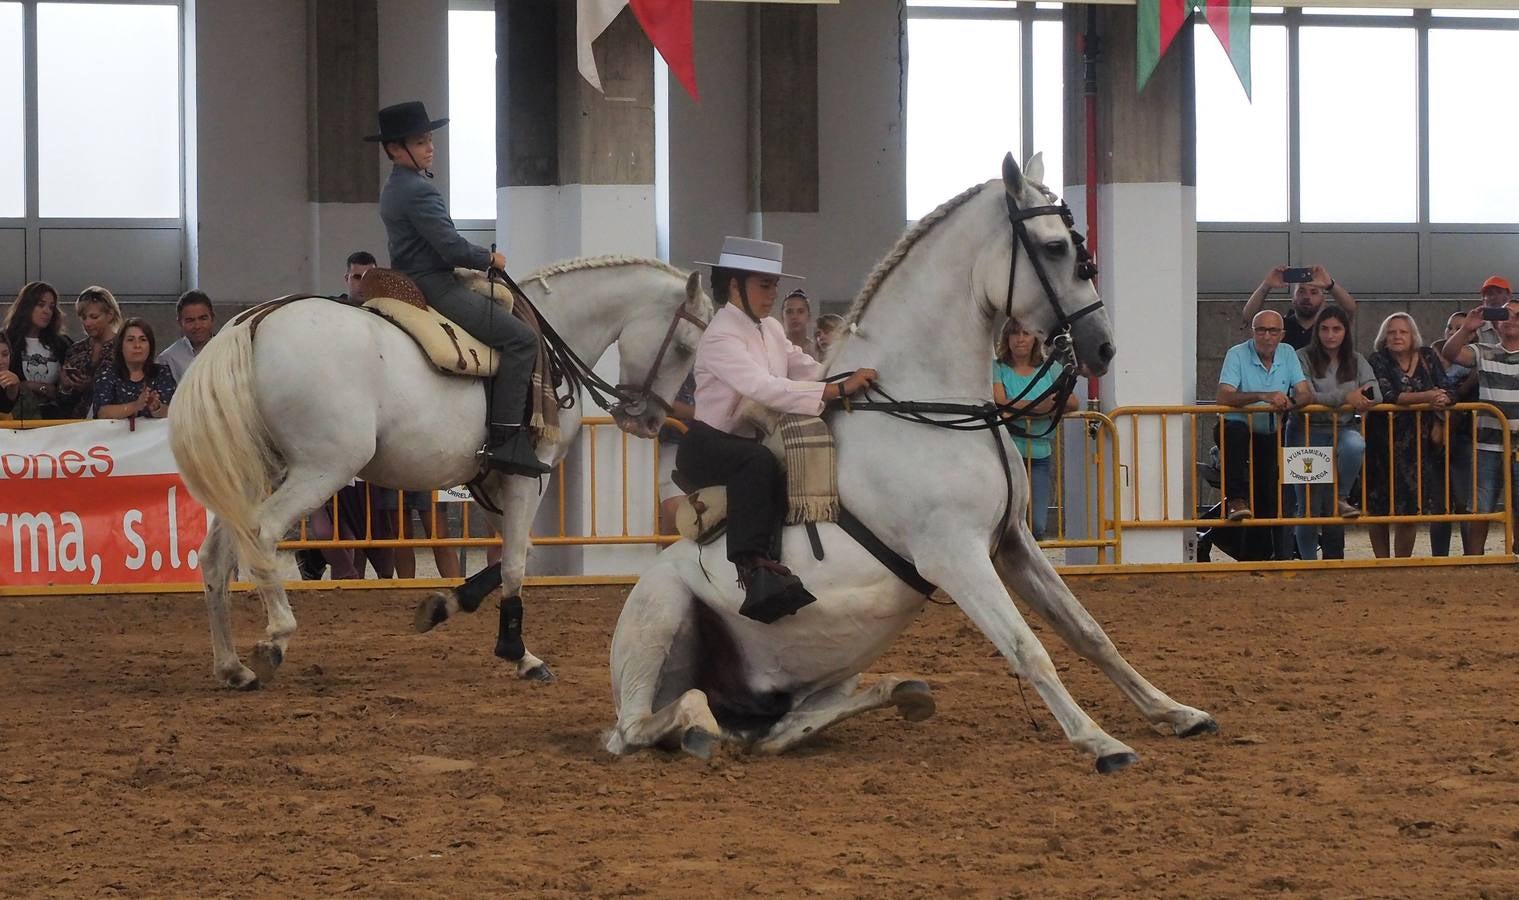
[156,290,216,382]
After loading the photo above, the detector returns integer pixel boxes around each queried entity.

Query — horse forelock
[845,182,992,325]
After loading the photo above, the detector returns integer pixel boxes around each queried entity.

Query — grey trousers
[415,271,537,425]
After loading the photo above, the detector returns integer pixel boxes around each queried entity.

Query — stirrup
[736,557,817,624]
[481,424,551,477]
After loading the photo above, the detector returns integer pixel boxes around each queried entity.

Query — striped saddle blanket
[675,414,838,545]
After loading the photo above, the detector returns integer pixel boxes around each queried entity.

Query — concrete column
[496,0,660,578]
[307,0,379,203]
[1063,5,1197,564]
[751,5,819,216]
[496,0,656,271]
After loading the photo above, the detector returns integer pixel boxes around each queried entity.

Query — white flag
[577,0,627,92]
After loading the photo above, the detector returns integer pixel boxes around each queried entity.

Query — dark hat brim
[364,116,450,143]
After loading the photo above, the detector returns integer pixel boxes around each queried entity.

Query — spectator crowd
[9,256,1519,570]
[1210,266,1519,560]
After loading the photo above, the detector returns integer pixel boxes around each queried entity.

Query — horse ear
[1024,151,1045,187]
[1002,152,1024,193]
[683,270,704,311]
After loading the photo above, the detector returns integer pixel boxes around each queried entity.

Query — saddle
[357,268,515,378]
[671,414,838,546]
[672,413,937,598]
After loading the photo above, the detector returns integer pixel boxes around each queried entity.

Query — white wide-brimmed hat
[695,236,805,280]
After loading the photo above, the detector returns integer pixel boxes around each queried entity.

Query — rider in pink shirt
[678,237,876,622]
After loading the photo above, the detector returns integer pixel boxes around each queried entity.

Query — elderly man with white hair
[1215,310,1311,549]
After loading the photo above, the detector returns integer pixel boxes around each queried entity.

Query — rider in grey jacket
[368,101,549,477]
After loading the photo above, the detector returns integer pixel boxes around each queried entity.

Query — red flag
[1204,0,1252,99]
[1137,0,1197,92]
[629,0,698,102]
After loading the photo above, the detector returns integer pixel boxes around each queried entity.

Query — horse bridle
[1003,188,1101,340]
[485,268,706,421]
[830,183,1105,550]
[613,304,708,419]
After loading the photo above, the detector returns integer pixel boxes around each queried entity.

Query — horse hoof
[223,667,260,691]
[891,680,936,723]
[680,726,718,761]
[520,663,556,685]
[414,593,450,633]
[249,643,284,685]
[1179,717,1220,739]
[1095,751,1140,775]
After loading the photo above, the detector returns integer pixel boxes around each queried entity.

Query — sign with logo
[1282,446,1334,485]
[1,420,210,588]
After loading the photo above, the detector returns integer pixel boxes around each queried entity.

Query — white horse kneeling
[605,155,1218,772]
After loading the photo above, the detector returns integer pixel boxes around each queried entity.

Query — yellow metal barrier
[1023,410,1122,564]
[11,406,1515,593]
[1107,402,1515,565]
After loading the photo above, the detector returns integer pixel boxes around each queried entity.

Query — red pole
[1080,9,1101,404]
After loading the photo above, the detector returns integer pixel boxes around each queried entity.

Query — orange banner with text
[1,420,209,588]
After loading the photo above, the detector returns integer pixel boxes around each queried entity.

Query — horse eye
[1043,240,1067,256]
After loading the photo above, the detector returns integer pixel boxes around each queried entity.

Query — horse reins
[484,268,705,420]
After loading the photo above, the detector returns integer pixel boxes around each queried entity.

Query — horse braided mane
[844,182,990,325]
[524,255,687,292]
[843,173,1059,326]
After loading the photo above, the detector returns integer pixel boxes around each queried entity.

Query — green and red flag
[1204,0,1252,99]
[1137,0,1251,99]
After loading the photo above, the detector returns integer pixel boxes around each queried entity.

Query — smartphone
[1482,306,1510,322]
[1283,267,1314,284]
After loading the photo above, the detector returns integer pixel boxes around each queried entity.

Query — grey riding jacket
[379,165,491,278]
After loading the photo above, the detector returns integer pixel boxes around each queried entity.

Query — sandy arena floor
[2,569,1518,898]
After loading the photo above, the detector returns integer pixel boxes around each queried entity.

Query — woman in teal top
[992,318,1077,540]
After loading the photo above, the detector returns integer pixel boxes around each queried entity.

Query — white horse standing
[605,156,1217,771]
[170,257,709,690]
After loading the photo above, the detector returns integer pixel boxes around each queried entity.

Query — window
[0,3,24,217]
[1030,20,1064,194]
[37,2,180,218]
[1298,26,1416,222]
[448,7,496,221]
[1195,23,1287,222]
[906,17,1020,220]
[905,2,1064,221]
[1428,29,1519,223]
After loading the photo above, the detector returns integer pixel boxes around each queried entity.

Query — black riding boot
[483,424,551,476]
[736,556,817,624]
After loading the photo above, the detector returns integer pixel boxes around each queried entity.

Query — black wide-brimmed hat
[364,101,449,143]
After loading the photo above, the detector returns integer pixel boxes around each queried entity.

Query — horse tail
[168,320,281,577]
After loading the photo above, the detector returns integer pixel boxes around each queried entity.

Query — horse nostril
[1098,342,1116,363]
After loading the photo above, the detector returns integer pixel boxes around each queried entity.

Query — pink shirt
[694,303,826,437]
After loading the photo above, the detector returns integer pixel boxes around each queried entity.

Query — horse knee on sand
[606,154,1217,771]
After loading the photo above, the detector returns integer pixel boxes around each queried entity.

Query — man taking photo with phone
[1467,275,1511,346]
[1440,291,1519,555]
[1241,264,1358,350]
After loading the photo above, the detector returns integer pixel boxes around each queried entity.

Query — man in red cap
[1472,275,1512,345]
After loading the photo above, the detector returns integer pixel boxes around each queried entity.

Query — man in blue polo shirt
[1217,310,1311,528]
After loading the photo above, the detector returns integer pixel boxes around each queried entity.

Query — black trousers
[416,271,537,425]
[676,421,785,562]
[1219,420,1287,561]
